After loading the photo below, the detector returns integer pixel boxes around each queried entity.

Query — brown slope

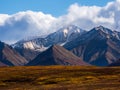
[64,26,120,66]
[0,41,28,66]
[27,45,89,66]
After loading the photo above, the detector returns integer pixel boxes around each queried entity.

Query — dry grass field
[0,66,120,90]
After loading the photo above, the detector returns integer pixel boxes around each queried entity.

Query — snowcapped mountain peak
[60,25,85,42]
[13,25,85,52]
[93,25,113,35]
[60,25,85,37]
[61,25,82,32]
[87,25,120,41]
[95,25,105,30]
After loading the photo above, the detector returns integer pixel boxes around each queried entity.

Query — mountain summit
[13,25,85,51]
[13,25,85,61]
[64,26,120,66]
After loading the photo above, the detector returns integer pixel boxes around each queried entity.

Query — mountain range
[13,25,85,61]
[0,25,120,66]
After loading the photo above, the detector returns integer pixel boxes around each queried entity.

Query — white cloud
[0,11,56,44]
[0,14,9,26]
[0,0,120,44]
[55,3,102,30]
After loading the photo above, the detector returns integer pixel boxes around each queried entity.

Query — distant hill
[27,45,89,66]
[0,41,28,66]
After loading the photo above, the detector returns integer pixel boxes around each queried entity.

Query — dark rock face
[109,59,120,66]
[27,45,89,66]
[64,26,120,66]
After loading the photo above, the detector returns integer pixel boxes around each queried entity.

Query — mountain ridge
[0,41,28,66]
[1,25,120,66]
[27,45,89,66]
[64,26,120,66]
[13,25,85,61]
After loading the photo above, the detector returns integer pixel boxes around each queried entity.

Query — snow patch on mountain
[13,25,85,52]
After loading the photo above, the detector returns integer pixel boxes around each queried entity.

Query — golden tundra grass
[0,66,120,90]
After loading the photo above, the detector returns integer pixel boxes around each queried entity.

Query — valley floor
[0,66,120,90]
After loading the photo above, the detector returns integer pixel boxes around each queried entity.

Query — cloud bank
[0,0,120,44]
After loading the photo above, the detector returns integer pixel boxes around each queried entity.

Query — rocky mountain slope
[109,59,120,66]
[0,41,28,66]
[27,45,89,66]
[0,25,119,66]
[64,26,120,66]
[13,25,85,61]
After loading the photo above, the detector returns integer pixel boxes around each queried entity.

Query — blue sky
[0,0,114,17]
